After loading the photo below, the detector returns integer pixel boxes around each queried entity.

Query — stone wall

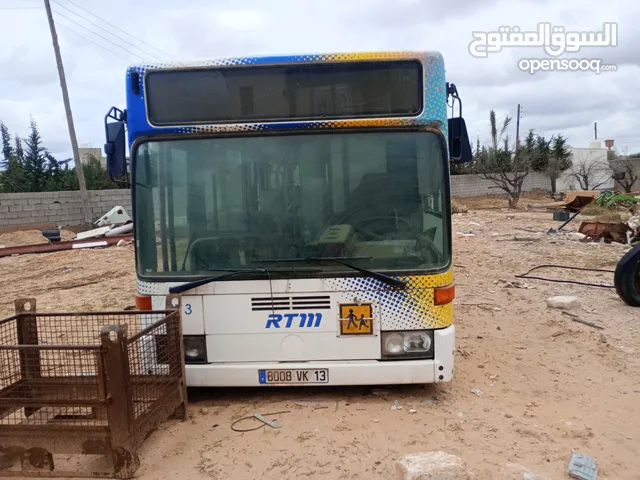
[450,171,551,197]
[0,172,556,230]
[0,189,132,230]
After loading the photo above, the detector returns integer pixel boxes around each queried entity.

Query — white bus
[104,51,472,387]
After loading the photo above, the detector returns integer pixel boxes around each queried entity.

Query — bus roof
[124,51,448,142]
[126,50,444,72]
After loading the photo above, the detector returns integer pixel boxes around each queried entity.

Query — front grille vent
[251,295,331,311]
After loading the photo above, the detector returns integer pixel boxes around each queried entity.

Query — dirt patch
[454,192,551,211]
[0,244,136,317]
[578,202,632,223]
[0,229,76,247]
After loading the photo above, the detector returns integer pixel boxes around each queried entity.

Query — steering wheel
[351,215,413,240]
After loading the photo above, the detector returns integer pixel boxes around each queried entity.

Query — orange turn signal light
[135,294,152,311]
[434,285,455,305]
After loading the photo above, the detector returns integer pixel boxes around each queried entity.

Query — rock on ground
[546,295,581,310]
[396,451,476,480]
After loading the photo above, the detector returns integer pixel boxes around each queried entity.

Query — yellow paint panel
[339,304,373,335]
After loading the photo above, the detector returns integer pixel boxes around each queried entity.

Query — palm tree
[489,110,512,152]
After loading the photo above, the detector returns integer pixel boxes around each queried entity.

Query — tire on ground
[614,244,640,307]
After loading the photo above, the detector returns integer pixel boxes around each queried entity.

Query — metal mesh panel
[0,310,176,427]
[0,300,186,479]
[126,312,180,420]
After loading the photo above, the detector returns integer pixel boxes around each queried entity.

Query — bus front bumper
[185,325,455,387]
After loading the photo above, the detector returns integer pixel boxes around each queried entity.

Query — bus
[104,51,472,387]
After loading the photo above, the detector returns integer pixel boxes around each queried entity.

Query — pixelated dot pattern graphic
[325,271,454,330]
[138,271,454,329]
[126,51,448,138]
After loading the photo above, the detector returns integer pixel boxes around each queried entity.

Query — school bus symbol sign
[339,304,374,335]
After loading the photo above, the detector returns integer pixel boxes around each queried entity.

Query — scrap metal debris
[0,206,134,258]
[254,413,281,429]
[568,452,598,480]
[561,312,605,330]
[564,191,600,212]
[95,205,132,227]
[230,410,291,433]
[40,228,61,243]
[578,221,633,244]
[595,191,640,209]
[0,234,134,258]
[75,206,133,241]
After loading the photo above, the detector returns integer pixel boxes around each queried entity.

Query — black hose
[515,264,615,289]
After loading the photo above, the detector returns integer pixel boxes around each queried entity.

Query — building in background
[78,145,106,168]
[559,140,614,191]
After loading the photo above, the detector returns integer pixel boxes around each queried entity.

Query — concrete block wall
[0,189,132,230]
[1,172,555,230]
[450,171,551,197]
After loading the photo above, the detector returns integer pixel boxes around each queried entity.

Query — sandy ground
[1,203,639,479]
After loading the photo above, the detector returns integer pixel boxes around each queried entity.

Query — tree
[44,153,75,191]
[23,119,48,192]
[476,110,531,208]
[1,122,13,168]
[14,135,24,162]
[569,153,611,190]
[0,121,26,193]
[531,133,551,172]
[547,134,572,193]
[83,154,120,190]
[611,155,639,193]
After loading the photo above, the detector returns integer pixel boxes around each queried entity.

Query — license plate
[259,369,329,384]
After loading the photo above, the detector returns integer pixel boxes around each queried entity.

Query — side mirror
[448,117,472,164]
[104,107,127,178]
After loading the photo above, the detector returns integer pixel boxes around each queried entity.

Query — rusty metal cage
[0,296,187,478]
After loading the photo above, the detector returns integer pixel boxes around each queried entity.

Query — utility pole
[515,104,522,158]
[43,0,92,226]
[594,122,598,140]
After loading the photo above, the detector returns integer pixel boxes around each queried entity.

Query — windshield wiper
[168,269,263,294]
[253,257,406,290]
[167,267,321,294]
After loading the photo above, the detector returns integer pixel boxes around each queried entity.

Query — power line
[51,8,148,62]
[55,20,130,62]
[59,0,178,61]
[52,0,165,63]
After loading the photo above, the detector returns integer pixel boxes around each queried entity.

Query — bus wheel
[614,244,640,307]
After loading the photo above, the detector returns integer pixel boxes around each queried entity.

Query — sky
[0,0,638,161]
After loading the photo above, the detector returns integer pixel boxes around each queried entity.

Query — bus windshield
[134,130,450,279]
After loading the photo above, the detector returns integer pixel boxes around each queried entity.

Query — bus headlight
[382,333,404,355]
[381,331,434,360]
[183,335,207,363]
[404,332,431,352]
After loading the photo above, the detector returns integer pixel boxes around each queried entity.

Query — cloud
[0,0,637,162]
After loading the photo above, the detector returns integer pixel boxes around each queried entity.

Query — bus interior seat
[345,173,420,227]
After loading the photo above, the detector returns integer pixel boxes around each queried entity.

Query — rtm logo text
[265,313,322,328]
